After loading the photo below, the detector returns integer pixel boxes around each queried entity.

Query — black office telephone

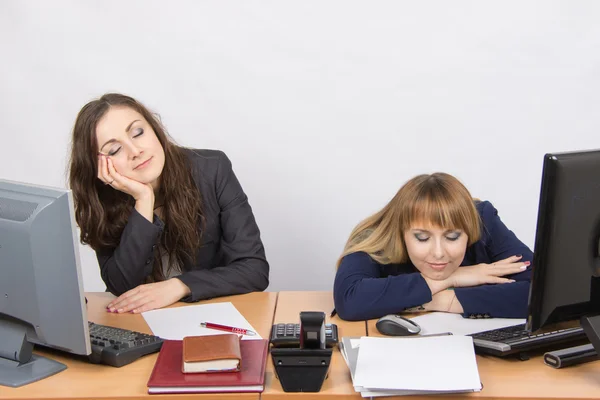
[270,312,334,392]
[269,322,339,348]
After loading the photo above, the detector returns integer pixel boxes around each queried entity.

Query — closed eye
[445,232,462,241]
[414,235,429,242]
[108,147,122,156]
[132,128,144,138]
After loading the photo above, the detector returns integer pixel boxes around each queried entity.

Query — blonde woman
[333,173,532,321]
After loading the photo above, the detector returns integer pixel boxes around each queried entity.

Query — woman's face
[403,223,468,281]
[95,106,165,188]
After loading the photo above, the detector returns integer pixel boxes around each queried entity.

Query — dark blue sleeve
[454,201,533,318]
[333,252,433,321]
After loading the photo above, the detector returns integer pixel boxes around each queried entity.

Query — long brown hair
[68,93,203,281]
[338,173,481,266]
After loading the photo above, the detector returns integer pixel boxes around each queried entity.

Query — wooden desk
[4,291,599,400]
[366,319,600,400]
[262,291,366,400]
[0,292,277,400]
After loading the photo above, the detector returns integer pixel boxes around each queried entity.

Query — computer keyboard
[470,323,587,357]
[87,322,163,367]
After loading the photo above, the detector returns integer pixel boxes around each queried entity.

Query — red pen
[200,321,257,336]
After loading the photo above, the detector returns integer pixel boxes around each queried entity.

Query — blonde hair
[338,173,481,266]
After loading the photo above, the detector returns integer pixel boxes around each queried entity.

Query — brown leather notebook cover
[182,334,242,373]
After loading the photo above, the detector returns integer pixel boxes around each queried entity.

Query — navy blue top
[333,201,533,321]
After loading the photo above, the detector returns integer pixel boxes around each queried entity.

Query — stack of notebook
[340,335,482,397]
[147,338,269,394]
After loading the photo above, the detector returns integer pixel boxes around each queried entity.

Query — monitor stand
[581,314,600,352]
[0,355,67,388]
[0,319,67,387]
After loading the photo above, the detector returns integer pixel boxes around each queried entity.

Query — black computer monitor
[0,179,90,387]
[527,149,600,332]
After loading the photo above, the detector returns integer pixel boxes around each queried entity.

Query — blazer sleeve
[96,210,165,296]
[454,201,533,318]
[333,252,433,321]
[176,152,269,301]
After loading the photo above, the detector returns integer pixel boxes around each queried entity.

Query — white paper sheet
[142,302,262,340]
[409,312,525,336]
[354,335,482,393]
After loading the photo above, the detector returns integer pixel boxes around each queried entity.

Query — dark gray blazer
[96,149,269,302]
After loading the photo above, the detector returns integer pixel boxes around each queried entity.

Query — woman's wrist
[422,274,452,295]
[135,195,155,222]
[171,278,191,298]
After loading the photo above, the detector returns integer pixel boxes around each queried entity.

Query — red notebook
[147,339,268,394]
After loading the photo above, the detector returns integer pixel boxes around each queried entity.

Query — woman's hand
[106,279,191,314]
[448,255,529,288]
[97,154,154,201]
[98,155,155,220]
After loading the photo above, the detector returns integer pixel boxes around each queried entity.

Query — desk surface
[2,291,599,400]
[0,292,277,400]
[366,318,600,400]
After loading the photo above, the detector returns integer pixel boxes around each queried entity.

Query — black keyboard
[470,323,587,357]
[87,322,163,367]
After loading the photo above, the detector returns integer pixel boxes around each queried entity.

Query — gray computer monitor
[0,179,90,387]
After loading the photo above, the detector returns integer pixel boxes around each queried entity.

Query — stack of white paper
[342,335,482,397]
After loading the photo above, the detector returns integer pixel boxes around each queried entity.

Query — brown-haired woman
[69,93,269,313]
[333,173,532,321]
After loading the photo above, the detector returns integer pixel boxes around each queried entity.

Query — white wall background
[1,1,599,293]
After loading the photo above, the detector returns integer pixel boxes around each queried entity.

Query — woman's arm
[176,152,269,301]
[333,252,435,321]
[453,201,533,318]
[96,209,164,295]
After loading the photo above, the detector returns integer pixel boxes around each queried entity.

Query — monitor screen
[527,149,600,332]
[0,179,90,387]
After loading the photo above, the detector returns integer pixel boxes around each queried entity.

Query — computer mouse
[375,314,421,336]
